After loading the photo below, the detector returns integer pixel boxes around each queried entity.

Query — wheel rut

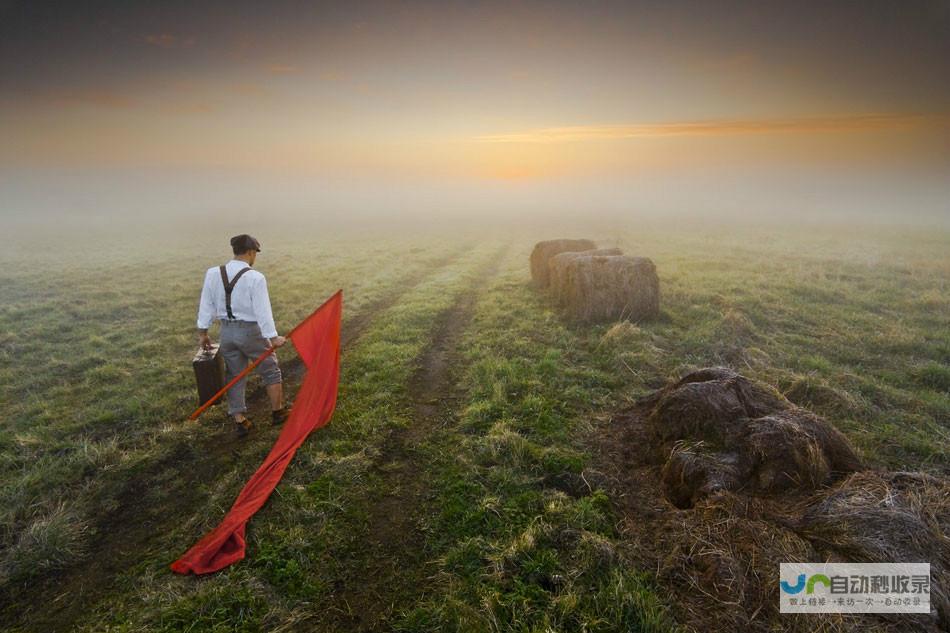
[320,244,510,632]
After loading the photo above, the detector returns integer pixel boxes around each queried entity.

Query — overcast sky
[2,0,949,225]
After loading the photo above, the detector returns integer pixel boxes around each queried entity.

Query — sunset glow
[2,1,948,221]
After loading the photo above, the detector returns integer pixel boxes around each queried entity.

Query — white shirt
[197,259,278,339]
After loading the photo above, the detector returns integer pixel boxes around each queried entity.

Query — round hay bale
[529,239,596,287]
[561,255,660,323]
[548,248,623,305]
[797,471,950,628]
[647,368,791,448]
[661,442,743,508]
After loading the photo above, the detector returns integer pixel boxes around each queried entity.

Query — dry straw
[603,367,949,631]
[558,255,660,323]
[548,248,624,305]
[529,239,596,287]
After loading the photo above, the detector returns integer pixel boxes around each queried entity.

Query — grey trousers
[219,320,282,416]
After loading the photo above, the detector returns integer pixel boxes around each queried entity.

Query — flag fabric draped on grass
[171,290,343,575]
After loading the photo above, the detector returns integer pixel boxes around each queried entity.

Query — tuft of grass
[782,373,865,418]
[0,502,89,583]
[915,361,950,393]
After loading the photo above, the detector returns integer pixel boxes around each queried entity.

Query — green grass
[0,221,947,632]
[0,232,461,590]
[394,252,677,632]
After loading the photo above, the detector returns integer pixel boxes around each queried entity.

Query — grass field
[1,221,948,632]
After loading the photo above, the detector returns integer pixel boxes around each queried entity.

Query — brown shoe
[234,418,252,437]
[271,407,290,426]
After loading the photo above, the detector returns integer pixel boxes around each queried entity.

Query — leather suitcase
[193,344,225,406]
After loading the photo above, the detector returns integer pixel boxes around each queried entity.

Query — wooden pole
[188,289,342,421]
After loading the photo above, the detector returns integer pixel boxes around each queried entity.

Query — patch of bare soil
[318,245,509,632]
[0,252,467,633]
[586,368,949,633]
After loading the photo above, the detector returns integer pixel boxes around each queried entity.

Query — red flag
[171,290,342,575]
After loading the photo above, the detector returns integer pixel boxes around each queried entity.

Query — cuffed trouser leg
[219,325,250,416]
[231,326,281,386]
[256,350,282,386]
[219,321,282,417]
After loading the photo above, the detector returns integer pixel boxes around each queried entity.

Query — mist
[4,162,949,241]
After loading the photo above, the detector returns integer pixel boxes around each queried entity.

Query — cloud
[265,63,298,74]
[39,89,138,109]
[144,33,194,49]
[693,51,759,72]
[474,113,949,144]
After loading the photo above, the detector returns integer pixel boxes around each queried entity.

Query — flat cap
[230,234,262,253]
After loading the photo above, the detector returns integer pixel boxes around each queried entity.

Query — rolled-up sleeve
[253,275,278,339]
[196,269,215,330]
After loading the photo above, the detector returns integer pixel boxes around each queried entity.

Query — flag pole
[188,289,343,421]
[189,348,276,420]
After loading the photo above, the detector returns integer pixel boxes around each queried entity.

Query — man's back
[197,259,277,339]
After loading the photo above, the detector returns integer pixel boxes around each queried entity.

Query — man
[197,234,288,436]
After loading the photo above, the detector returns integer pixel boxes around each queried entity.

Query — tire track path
[320,244,510,632]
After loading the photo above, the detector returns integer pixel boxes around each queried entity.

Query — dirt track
[318,244,509,631]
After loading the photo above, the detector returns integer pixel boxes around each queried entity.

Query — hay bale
[548,248,624,305]
[741,409,862,492]
[529,239,596,287]
[661,442,743,508]
[560,255,660,323]
[798,471,950,628]
[647,367,791,448]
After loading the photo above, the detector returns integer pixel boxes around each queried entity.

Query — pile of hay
[742,409,864,492]
[558,255,660,323]
[548,248,623,305]
[651,491,822,628]
[598,367,950,631]
[645,367,862,501]
[529,239,596,287]
[798,470,950,627]
[661,442,743,509]
[646,367,791,448]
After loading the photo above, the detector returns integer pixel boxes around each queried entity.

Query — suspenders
[219,265,252,320]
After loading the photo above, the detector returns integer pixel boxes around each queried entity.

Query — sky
[2,0,949,226]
